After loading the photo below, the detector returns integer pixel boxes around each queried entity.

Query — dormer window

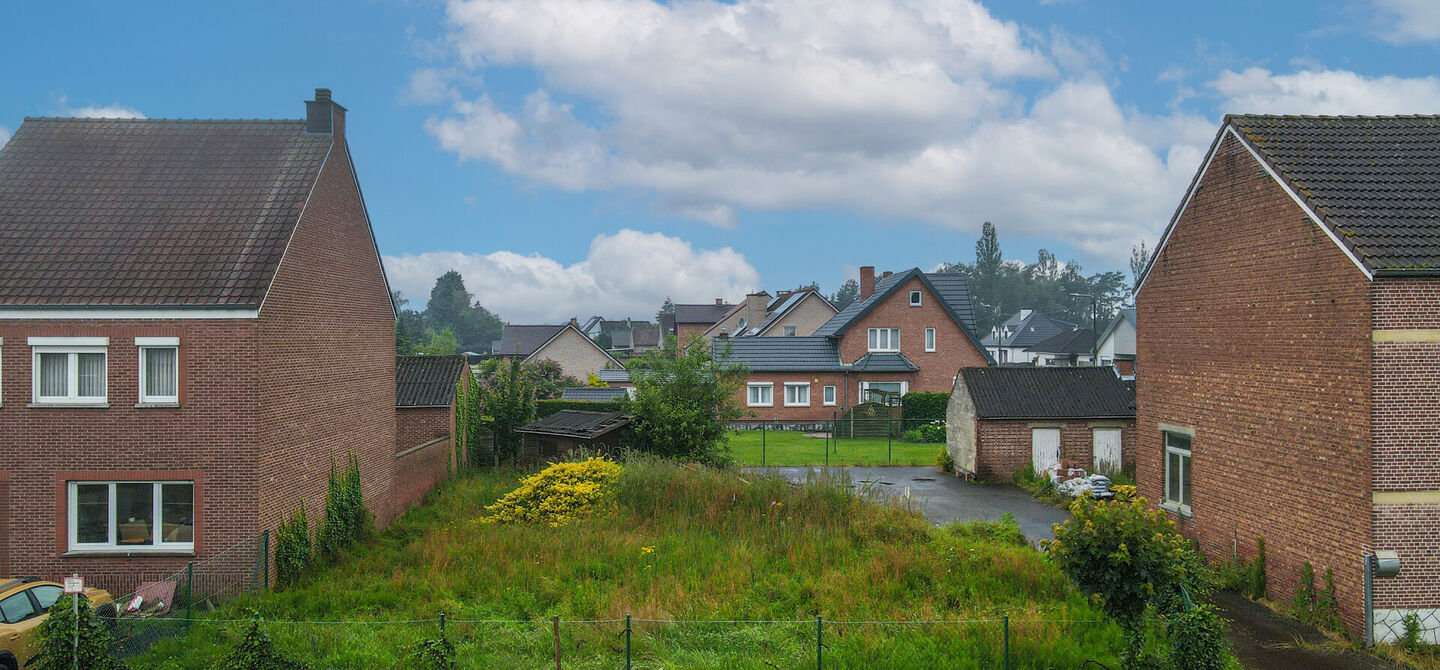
[909,291,922,307]
[868,328,900,352]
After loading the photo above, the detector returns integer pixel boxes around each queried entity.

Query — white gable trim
[1135,124,1372,295]
[523,324,625,368]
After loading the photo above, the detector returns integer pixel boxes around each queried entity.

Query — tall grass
[136,457,1122,668]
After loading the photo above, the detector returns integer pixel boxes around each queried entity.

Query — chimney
[568,317,579,328]
[305,88,346,137]
[1018,308,1032,320]
[859,266,876,300]
[881,270,892,278]
[744,292,769,329]
[715,298,724,305]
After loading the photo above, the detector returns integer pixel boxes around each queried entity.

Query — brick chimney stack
[715,298,724,305]
[305,88,346,137]
[743,292,770,330]
[860,266,876,300]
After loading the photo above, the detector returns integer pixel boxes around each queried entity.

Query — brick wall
[256,127,399,540]
[972,420,1133,481]
[838,275,990,392]
[733,371,916,422]
[0,319,261,596]
[1136,131,1373,635]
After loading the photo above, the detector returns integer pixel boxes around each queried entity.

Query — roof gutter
[0,304,260,319]
[1371,268,1440,277]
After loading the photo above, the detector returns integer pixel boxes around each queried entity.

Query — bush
[481,358,538,462]
[535,399,625,418]
[625,335,745,463]
[1249,537,1267,600]
[936,445,955,473]
[947,513,1025,546]
[409,632,457,670]
[1167,604,1228,670]
[900,392,948,422]
[1402,613,1425,652]
[318,455,367,563]
[1289,561,1318,620]
[485,458,623,526]
[918,420,946,443]
[31,595,123,670]
[274,504,312,588]
[215,614,309,670]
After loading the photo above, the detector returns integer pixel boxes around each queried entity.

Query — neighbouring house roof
[811,269,990,362]
[673,303,735,324]
[396,355,468,408]
[611,329,633,349]
[982,310,1076,349]
[0,117,333,307]
[492,324,565,357]
[597,368,631,383]
[714,336,846,371]
[957,367,1135,420]
[560,387,631,402]
[520,410,633,439]
[657,312,676,336]
[750,290,837,336]
[1024,328,1098,355]
[632,325,661,348]
[851,352,919,372]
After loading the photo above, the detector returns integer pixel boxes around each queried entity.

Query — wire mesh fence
[727,418,946,467]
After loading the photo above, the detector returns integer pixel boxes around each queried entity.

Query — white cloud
[1209,67,1440,115]
[58,99,145,119]
[404,68,461,105]
[0,126,10,146]
[1372,0,1440,44]
[382,229,760,322]
[418,0,1216,264]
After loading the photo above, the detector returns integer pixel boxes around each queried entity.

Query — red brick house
[717,266,992,421]
[945,367,1134,480]
[1136,114,1440,642]
[395,355,469,510]
[0,90,402,597]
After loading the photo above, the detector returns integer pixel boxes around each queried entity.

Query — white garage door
[1093,428,1123,474]
[1031,428,1061,474]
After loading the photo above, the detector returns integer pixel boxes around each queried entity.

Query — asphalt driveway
[755,465,1070,540]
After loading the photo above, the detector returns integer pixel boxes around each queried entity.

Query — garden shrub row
[534,398,625,418]
[900,392,948,422]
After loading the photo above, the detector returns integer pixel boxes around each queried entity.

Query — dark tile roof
[520,410,632,439]
[0,117,332,306]
[714,336,846,371]
[396,355,468,407]
[632,325,661,348]
[492,324,565,357]
[851,352,919,372]
[1024,328,1098,355]
[957,367,1135,420]
[982,311,1076,349]
[813,270,979,341]
[1228,115,1440,272]
[596,368,631,383]
[673,303,734,324]
[611,329,633,348]
[560,387,631,402]
[657,312,676,335]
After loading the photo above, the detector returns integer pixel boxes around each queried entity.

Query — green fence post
[887,422,893,464]
[761,424,766,467]
[261,529,270,591]
[185,561,195,626]
[816,615,823,670]
[625,613,632,670]
[440,611,446,636]
[1003,614,1010,670]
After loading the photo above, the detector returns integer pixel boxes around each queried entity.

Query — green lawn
[132,460,1122,669]
[727,429,940,466]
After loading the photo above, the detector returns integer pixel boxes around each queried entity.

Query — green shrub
[215,614,309,670]
[918,420,946,443]
[409,631,457,670]
[31,595,123,670]
[318,455,367,563]
[936,445,955,473]
[902,428,925,443]
[1289,561,1318,621]
[1402,613,1425,652]
[947,513,1025,546]
[274,504,312,587]
[625,336,744,463]
[900,392,948,422]
[535,399,625,418]
[1167,604,1228,670]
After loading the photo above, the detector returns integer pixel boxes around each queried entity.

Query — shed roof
[957,367,1134,420]
[559,387,631,402]
[396,355,468,407]
[520,410,632,439]
[1024,328,1098,355]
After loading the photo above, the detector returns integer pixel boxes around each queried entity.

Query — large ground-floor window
[859,381,908,406]
[1163,431,1192,514]
[68,481,194,552]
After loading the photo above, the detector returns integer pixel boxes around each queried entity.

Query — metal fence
[728,418,945,466]
[112,613,1116,668]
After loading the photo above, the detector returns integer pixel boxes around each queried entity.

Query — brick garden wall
[1136,131,1373,635]
[395,406,453,511]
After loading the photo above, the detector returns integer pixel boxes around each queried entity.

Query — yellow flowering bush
[485,458,622,527]
[1111,484,1138,502]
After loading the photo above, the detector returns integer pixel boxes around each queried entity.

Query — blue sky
[3,0,1438,321]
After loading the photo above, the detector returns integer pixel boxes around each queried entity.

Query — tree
[422,271,503,353]
[624,335,746,463]
[831,278,859,310]
[974,221,1002,279]
[418,328,461,356]
[1129,240,1151,295]
[656,296,675,322]
[792,281,820,292]
[394,291,426,355]
[480,358,537,462]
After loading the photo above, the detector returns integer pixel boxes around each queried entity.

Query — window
[29,337,108,405]
[782,326,798,337]
[860,381,907,405]
[29,585,62,611]
[0,592,37,624]
[823,385,837,406]
[925,328,936,352]
[68,481,195,552]
[137,337,180,404]
[784,382,810,407]
[909,290,922,307]
[747,382,773,407]
[867,328,900,352]
[1163,432,1192,513]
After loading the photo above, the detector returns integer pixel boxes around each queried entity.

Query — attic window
[909,291,922,307]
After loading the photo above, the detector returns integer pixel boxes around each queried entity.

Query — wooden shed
[519,410,633,463]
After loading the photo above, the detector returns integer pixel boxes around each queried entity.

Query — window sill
[63,550,195,558]
[29,402,110,409]
[135,402,181,409]
[783,404,810,408]
[1159,503,1193,518]
[747,404,773,408]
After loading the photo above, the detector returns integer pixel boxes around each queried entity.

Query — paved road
[755,465,1071,540]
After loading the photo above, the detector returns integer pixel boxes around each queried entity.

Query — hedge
[534,399,626,418]
[901,392,949,422]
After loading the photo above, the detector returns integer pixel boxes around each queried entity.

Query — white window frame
[822,385,837,406]
[782,325,798,337]
[67,480,195,553]
[747,382,774,407]
[925,328,936,352]
[1163,431,1192,515]
[783,382,810,407]
[867,328,900,352]
[909,290,922,307]
[136,337,180,405]
[29,337,109,406]
[859,380,908,405]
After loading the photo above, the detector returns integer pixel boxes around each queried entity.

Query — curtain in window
[39,353,68,396]
[145,348,178,398]
[77,353,105,397]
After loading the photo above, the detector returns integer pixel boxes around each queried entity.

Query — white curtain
[145,348,177,397]
[77,353,105,397]
[39,353,67,396]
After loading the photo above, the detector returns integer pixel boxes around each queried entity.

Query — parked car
[0,578,115,669]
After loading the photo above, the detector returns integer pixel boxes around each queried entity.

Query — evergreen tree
[1129,239,1150,295]
[656,296,675,321]
[830,278,859,310]
[422,271,503,353]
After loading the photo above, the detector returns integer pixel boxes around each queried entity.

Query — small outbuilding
[946,367,1134,480]
[519,410,633,462]
[396,355,471,509]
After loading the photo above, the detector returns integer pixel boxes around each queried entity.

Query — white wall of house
[1096,317,1135,366]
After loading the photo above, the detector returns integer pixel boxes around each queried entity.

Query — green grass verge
[132,459,1122,668]
[727,429,940,466]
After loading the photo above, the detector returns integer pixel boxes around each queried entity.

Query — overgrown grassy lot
[137,459,1121,668]
[728,429,938,466]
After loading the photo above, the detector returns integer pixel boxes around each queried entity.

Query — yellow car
[0,578,116,670]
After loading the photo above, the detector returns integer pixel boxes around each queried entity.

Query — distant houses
[982,310,1077,365]
[491,320,623,381]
